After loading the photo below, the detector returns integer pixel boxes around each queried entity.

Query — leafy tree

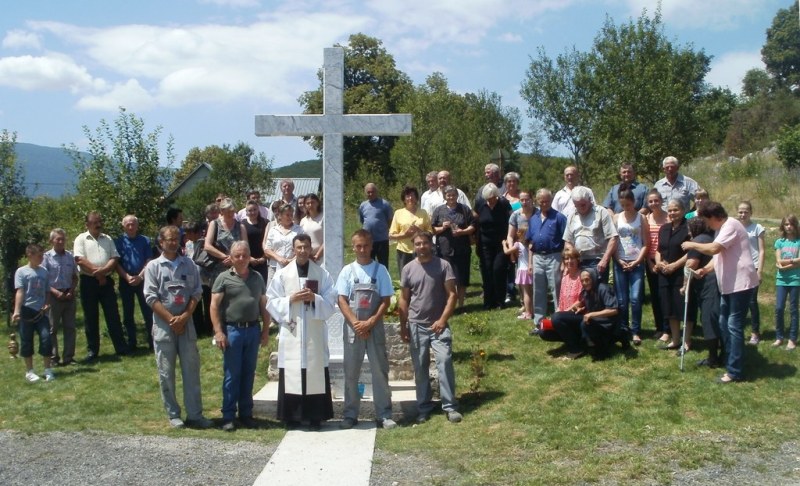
[586,10,710,183]
[391,73,522,197]
[724,89,800,155]
[67,108,173,236]
[520,47,595,177]
[762,2,800,91]
[298,33,413,183]
[778,125,800,170]
[742,68,777,98]
[777,123,800,169]
[0,130,43,318]
[696,86,740,154]
[172,143,273,222]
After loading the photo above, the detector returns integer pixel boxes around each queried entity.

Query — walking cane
[680,266,693,372]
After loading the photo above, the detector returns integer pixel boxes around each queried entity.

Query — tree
[777,123,800,169]
[67,108,173,236]
[742,68,776,98]
[586,10,710,183]
[520,47,595,177]
[173,143,273,222]
[695,86,740,154]
[298,33,413,183]
[391,73,522,197]
[0,130,42,319]
[762,2,800,91]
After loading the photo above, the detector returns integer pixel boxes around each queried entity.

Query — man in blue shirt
[525,189,567,327]
[115,215,154,351]
[358,183,394,269]
[602,163,649,213]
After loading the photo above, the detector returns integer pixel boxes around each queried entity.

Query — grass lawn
[2,213,800,484]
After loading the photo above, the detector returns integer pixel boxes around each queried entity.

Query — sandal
[772,339,784,347]
[661,343,681,350]
[658,334,671,343]
[787,341,797,351]
[717,373,740,384]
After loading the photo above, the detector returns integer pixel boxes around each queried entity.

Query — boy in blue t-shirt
[13,244,54,382]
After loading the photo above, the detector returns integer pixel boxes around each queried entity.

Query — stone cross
[255,47,412,279]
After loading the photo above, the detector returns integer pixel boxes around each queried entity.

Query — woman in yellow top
[389,185,432,279]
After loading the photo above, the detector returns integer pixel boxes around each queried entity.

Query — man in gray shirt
[399,231,462,424]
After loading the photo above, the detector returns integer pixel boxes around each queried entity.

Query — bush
[777,124,800,170]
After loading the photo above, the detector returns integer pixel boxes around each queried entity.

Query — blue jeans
[775,285,800,341]
[19,307,52,358]
[613,261,644,335]
[719,288,754,380]
[222,324,261,421]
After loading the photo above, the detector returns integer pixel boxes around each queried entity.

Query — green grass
[3,170,800,483]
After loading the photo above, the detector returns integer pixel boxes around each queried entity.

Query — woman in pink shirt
[682,202,758,383]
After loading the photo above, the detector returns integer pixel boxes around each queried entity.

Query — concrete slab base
[253,380,419,421]
[253,422,376,485]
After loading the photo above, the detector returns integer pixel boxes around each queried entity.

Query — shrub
[777,124,800,170]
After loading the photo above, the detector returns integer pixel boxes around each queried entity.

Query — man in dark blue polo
[602,163,649,213]
[115,215,154,351]
[525,189,567,327]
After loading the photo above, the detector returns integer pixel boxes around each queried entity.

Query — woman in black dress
[655,198,690,350]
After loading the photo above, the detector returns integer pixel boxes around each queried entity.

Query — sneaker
[787,341,797,351]
[748,335,760,345]
[772,339,784,347]
[44,368,55,381]
[379,418,397,429]
[25,370,40,383]
[340,417,358,429]
[221,421,235,432]
[169,417,185,429]
[186,417,214,429]
[447,411,463,423]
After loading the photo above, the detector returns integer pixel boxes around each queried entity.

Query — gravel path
[3,431,800,485]
[0,431,276,486]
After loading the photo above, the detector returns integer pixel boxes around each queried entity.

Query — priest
[266,233,336,430]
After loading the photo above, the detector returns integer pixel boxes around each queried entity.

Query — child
[503,229,533,320]
[774,215,800,350]
[12,244,54,382]
[738,201,766,344]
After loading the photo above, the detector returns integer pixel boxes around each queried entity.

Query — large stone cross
[255,47,412,279]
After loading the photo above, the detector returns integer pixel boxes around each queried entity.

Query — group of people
[358,158,769,386]
[14,177,462,430]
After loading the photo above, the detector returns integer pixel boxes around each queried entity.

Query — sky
[0,0,790,174]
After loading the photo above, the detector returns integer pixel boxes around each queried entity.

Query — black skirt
[277,367,334,422]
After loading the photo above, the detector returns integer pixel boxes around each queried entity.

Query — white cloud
[706,50,764,93]
[2,29,42,50]
[622,0,771,30]
[0,54,105,92]
[365,0,572,50]
[76,79,155,111]
[499,32,523,43]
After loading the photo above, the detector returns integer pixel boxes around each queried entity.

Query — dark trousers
[371,240,390,270]
[479,243,507,308]
[552,311,617,355]
[646,263,666,334]
[80,274,126,356]
[119,278,153,349]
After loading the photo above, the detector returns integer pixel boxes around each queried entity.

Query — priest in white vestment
[266,234,336,430]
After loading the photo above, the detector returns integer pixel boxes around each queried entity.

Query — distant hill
[13,143,78,198]
[273,158,322,178]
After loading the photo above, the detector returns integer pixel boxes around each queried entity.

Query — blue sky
[0,0,788,171]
